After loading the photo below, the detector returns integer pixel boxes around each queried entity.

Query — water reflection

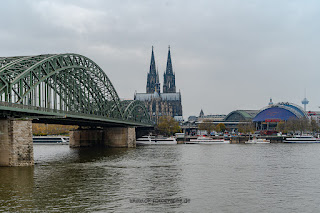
[0,145,184,212]
[32,146,134,212]
[123,146,184,212]
[2,144,320,212]
[0,167,34,212]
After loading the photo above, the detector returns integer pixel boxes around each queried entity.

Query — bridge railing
[0,101,153,125]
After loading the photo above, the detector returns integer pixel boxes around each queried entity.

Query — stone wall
[0,119,33,166]
[127,127,136,148]
[0,119,10,166]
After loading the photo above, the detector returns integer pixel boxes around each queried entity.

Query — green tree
[216,123,226,133]
[156,116,181,136]
[198,119,215,135]
[32,123,78,136]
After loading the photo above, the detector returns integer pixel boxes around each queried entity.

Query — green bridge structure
[0,53,154,166]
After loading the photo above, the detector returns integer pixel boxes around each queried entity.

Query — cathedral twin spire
[163,46,176,93]
[165,45,173,74]
[146,46,160,93]
[146,46,176,94]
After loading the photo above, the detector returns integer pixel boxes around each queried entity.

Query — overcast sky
[1,0,320,118]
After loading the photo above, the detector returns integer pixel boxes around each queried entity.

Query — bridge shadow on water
[68,146,132,164]
[34,145,131,165]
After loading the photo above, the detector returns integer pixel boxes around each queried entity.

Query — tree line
[276,118,319,134]
[33,123,78,136]
[197,118,320,135]
[197,119,226,134]
[236,118,319,135]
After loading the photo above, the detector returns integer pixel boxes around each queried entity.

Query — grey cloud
[0,0,320,117]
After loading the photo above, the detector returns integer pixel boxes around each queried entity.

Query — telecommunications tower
[301,89,309,111]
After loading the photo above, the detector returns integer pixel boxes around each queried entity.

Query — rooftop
[135,92,181,101]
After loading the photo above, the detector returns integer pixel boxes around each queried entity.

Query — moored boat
[186,136,229,144]
[245,138,270,144]
[284,135,320,143]
[33,136,69,144]
[136,135,177,145]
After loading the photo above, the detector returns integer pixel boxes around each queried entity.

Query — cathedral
[134,46,183,122]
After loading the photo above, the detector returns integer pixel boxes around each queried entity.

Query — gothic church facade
[134,46,183,122]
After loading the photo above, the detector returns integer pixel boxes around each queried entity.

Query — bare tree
[237,121,255,134]
[311,119,319,134]
[276,121,286,133]
[198,119,215,135]
[285,118,311,135]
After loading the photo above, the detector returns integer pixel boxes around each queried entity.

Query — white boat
[186,136,230,144]
[33,136,69,145]
[245,138,270,144]
[284,135,320,143]
[136,136,177,145]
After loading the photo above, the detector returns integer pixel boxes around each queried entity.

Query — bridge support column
[69,127,136,148]
[103,127,136,148]
[0,119,33,166]
[69,129,104,148]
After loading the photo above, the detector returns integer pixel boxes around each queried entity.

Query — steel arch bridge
[0,53,152,126]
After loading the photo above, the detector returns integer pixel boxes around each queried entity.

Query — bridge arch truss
[0,53,152,126]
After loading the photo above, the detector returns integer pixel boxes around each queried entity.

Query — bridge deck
[0,101,153,127]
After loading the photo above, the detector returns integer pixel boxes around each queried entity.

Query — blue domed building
[253,102,308,130]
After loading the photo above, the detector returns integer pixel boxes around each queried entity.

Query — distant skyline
[1,0,320,118]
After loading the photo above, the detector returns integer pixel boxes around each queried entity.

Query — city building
[134,46,183,122]
[187,110,226,122]
[253,102,309,130]
[182,110,228,135]
[307,111,320,123]
[224,110,259,131]
[182,100,320,135]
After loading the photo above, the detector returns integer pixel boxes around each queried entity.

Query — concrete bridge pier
[0,119,34,166]
[103,127,136,148]
[69,127,136,148]
[69,129,104,148]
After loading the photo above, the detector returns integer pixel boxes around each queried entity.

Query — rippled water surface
[1,143,320,212]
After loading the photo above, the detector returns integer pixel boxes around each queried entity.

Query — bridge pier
[69,129,104,148]
[69,127,136,148]
[0,119,33,166]
[103,127,136,148]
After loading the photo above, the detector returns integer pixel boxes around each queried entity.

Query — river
[1,143,320,212]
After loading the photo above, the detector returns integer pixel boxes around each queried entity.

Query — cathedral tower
[146,46,160,93]
[163,46,176,93]
[135,45,182,122]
